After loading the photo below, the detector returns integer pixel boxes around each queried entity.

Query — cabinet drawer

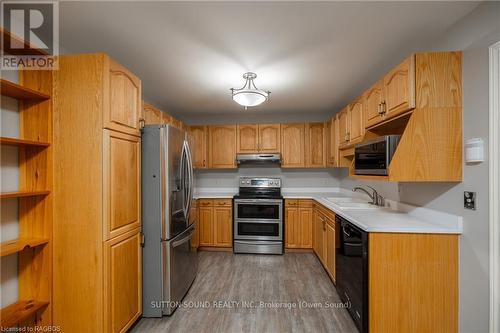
[213,199,232,207]
[198,199,213,207]
[298,199,313,208]
[285,199,299,207]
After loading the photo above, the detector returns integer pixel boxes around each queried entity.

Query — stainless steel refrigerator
[141,125,197,317]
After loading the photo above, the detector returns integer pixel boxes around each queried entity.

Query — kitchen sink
[326,197,367,203]
[334,202,380,209]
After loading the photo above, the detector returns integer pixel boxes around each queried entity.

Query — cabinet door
[106,59,141,136]
[258,124,281,153]
[348,97,364,144]
[383,55,415,119]
[188,126,208,169]
[299,208,313,248]
[161,112,172,125]
[237,124,259,153]
[332,116,339,167]
[199,207,213,246]
[306,122,326,167]
[364,79,384,128]
[209,125,237,169]
[338,108,349,147]
[143,103,162,125]
[104,229,141,333]
[314,211,325,263]
[103,130,141,240]
[325,119,333,167]
[326,222,336,282]
[214,207,232,247]
[285,207,299,248]
[281,123,305,168]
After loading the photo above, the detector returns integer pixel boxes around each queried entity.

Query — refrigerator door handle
[185,140,194,217]
[181,140,189,219]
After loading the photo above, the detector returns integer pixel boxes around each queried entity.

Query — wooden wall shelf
[0,190,50,199]
[0,300,49,328]
[0,28,48,56]
[1,79,50,101]
[0,137,50,147]
[1,238,49,257]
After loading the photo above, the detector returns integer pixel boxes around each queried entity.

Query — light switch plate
[464,191,476,210]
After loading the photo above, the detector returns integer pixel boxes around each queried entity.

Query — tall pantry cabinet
[53,54,142,333]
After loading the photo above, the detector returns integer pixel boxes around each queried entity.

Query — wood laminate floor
[132,251,357,333]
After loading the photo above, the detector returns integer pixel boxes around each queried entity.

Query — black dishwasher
[335,215,368,333]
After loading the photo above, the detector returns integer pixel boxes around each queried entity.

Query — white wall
[339,3,500,332]
[0,69,20,307]
[195,167,342,189]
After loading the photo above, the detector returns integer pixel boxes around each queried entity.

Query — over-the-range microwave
[354,135,401,176]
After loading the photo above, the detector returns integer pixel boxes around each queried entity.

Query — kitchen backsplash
[194,167,342,188]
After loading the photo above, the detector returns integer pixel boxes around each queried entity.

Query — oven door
[234,199,283,241]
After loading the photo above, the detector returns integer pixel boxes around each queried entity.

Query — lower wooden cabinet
[104,228,142,333]
[285,200,313,249]
[313,203,336,281]
[198,199,232,248]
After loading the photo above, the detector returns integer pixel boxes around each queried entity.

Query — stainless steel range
[233,177,284,255]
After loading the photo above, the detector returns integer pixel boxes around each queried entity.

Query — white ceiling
[59,1,478,123]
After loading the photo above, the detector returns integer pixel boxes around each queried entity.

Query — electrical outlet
[464,191,476,210]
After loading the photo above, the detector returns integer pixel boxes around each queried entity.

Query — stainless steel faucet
[352,186,385,206]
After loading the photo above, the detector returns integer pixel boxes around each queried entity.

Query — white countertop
[194,187,463,234]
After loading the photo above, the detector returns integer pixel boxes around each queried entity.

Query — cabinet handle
[377,103,383,115]
[381,101,387,115]
[203,160,206,167]
[139,118,145,129]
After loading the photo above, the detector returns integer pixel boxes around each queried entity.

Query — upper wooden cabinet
[258,124,281,153]
[338,108,349,148]
[305,122,326,168]
[237,124,259,153]
[383,55,415,119]
[209,125,237,169]
[236,123,281,153]
[281,123,305,168]
[106,60,141,136]
[142,103,162,125]
[364,79,384,128]
[188,126,208,169]
[348,96,365,144]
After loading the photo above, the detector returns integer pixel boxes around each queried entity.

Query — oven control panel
[239,177,281,188]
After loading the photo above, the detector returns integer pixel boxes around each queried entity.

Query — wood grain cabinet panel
[104,229,142,333]
[364,79,384,128]
[199,207,214,246]
[237,124,259,153]
[305,122,326,167]
[281,123,305,168]
[299,207,313,248]
[325,222,336,282]
[188,126,208,169]
[338,108,349,147]
[348,97,364,144]
[106,60,141,136]
[383,55,415,119]
[103,130,141,240]
[258,124,281,153]
[214,207,232,247]
[142,103,162,125]
[285,207,299,248]
[209,125,237,168]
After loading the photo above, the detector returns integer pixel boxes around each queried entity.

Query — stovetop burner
[234,177,282,199]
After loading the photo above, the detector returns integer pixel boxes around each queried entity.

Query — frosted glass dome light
[231,72,270,109]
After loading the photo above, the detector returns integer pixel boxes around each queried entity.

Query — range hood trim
[236,153,282,166]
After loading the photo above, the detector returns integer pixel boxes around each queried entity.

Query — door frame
[489,40,500,333]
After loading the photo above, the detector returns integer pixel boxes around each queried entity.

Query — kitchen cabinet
[364,79,384,128]
[383,55,415,119]
[237,124,259,153]
[188,126,208,169]
[104,228,142,333]
[53,54,142,333]
[258,124,281,153]
[313,209,326,264]
[348,97,364,145]
[325,221,336,282]
[325,116,339,167]
[198,199,232,248]
[103,130,141,240]
[285,199,313,249]
[237,123,281,154]
[142,103,162,125]
[107,60,142,136]
[209,125,237,168]
[338,108,349,148]
[305,122,326,167]
[281,123,305,168]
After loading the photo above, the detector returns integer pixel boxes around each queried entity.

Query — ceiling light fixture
[230,72,270,109]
